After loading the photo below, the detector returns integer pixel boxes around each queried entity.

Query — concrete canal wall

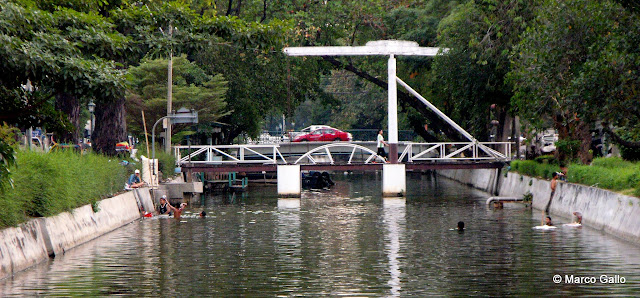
[437,169,640,244]
[0,188,154,281]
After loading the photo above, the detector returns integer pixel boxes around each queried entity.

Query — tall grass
[569,158,640,192]
[510,157,640,197]
[510,160,560,180]
[0,150,128,228]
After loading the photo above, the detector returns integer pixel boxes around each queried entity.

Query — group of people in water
[156,195,207,219]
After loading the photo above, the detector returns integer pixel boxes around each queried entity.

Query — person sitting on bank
[127,169,145,189]
[158,196,170,215]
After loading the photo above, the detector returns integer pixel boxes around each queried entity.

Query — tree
[126,56,228,145]
[0,1,128,154]
[509,0,640,162]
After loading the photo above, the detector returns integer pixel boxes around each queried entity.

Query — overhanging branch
[603,126,640,148]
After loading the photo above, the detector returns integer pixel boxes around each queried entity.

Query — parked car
[293,128,352,142]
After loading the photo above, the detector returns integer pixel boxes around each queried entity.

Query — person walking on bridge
[377,129,389,162]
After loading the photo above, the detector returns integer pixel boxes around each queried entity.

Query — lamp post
[88,101,96,143]
[22,80,34,151]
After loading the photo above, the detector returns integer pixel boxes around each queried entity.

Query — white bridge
[173,40,513,198]
[174,141,512,166]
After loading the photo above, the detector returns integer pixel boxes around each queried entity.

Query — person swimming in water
[166,202,187,219]
[158,196,170,215]
[573,212,582,224]
[457,221,465,231]
[544,216,553,226]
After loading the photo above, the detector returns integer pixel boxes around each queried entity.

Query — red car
[293,128,352,142]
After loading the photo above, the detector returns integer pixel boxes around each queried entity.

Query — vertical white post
[388,55,398,163]
[382,164,406,197]
[277,165,301,197]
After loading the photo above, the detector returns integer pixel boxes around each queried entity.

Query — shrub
[555,139,581,162]
[534,155,558,165]
[511,157,640,197]
[137,145,176,177]
[510,160,560,179]
[569,160,639,191]
[617,129,640,161]
[590,157,634,169]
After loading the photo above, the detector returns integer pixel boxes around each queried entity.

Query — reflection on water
[1,173,639,296]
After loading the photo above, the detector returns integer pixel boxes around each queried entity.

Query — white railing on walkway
[174,145,287,165]
[174,142,512,166]
[293,143,386,165]
[399,142,512,162]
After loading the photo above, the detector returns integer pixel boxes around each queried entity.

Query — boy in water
[158,196,170,215]
[168,203,187,219]
[542,172,559,225]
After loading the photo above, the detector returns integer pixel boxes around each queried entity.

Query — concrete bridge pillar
[383,164,406,197]
[277,165,301,197]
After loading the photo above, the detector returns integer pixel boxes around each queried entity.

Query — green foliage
[0,140,16,192]
[569,160,640,191]
[510,160,560,179]
[555,139,581,162]
[125,55,228,144]
[512,157,640,197]
[617,128,640,161]
[0,150,127,228]
[428,1,535,139]
[534,155,558,165]
[523,191,533,202]
[137,146,176,177]
[509,0,640,133]
[590,157,635,169]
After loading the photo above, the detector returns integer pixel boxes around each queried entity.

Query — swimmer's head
[545,216,552,225]
[457,221,464,230]
[199,211,206,217]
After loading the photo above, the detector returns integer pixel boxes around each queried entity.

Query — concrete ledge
[0,220,49,280]
[0,188,150,280]
[438,169,640,244]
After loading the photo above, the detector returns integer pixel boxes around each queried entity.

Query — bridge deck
[180,161,506,173]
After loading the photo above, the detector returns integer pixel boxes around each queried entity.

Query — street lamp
[22,80,34,151]
[88,101,96,143]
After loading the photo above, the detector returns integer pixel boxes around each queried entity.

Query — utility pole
[165,25,173,153]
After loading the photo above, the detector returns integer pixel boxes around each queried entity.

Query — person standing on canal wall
[377,129,389,162]
[542,172,559,225]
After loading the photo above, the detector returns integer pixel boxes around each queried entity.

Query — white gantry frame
[174,144,287,165]
[285,40,445,163]
[293,143,386,165]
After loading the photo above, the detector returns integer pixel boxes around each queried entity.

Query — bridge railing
[399,142,512,162]
[174,145,287,165]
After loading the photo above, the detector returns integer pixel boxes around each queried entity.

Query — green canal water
[1,173,639,296]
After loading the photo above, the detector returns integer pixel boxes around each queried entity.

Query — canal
[1,173,639,296]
